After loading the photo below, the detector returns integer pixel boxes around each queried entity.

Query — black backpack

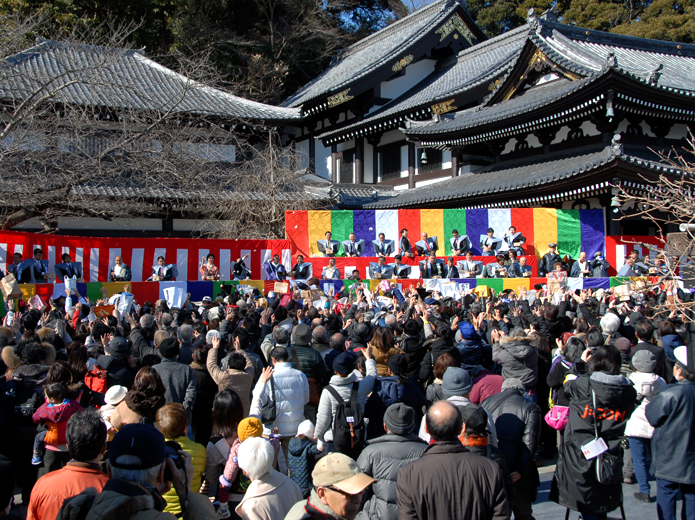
[326,382,365,457]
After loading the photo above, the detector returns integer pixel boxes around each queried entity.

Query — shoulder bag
[590,384,623,485]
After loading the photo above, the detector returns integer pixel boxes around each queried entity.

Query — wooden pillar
[355,137,364,185]
[308,134,315,175]
[288,140,296,173]
[331,144,338,183]
[451,153,458,178]
[408,143,415,189]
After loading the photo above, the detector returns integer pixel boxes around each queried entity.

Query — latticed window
[379,142,402,181]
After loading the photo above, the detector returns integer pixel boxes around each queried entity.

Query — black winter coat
[355,434,428,520]
[96,355,135,390]
[550,371,636,514]
[399,335,426,380]
[466,442,516,512]
[481,389,541,499]
[419,339,461,385]
[646,379,695,484]
[397,441,510,520]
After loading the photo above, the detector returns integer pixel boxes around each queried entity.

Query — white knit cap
[104,385,127,405]
[296,420,315,439]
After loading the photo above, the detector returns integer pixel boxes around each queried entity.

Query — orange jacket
[27,462,108,520]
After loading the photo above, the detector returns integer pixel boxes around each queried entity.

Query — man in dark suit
[419,252,445,279]
[27,248,51,283]
[290,255,311,279]
[372,233,395,257]
[391,255,411,279]
[60,254,82,279]
[458,251,482,278]
[150,256,173,281]
[444,257,459,279]
[7,252,22,279]
[400,228,414,258]
[539,243,562,276]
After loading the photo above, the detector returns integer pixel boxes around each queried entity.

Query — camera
[163,440,185,482]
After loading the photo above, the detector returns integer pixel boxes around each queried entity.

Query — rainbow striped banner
[287,209,606,260]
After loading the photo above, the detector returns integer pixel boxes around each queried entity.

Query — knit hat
[237,417,263,442]
[106,336,130,357]
[312,453,375,494]
[441,367,473,397]
[296,420,315,439]
[333,352,354,375]
[109,424,165,469]
[632,350,658,373]
[615,337,632,354]
[387,354,408,376]
[459,322,476,340]
[291,323,312,346]
[105,385,127,405]
[158,337,180,359]
[460,404,488,434]
[384,403,416,435]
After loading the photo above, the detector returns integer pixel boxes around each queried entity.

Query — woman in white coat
[625,350,668,503]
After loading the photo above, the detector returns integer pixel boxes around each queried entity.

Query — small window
[418,147,442,175]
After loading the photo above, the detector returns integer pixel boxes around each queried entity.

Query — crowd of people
[0,263,693,520]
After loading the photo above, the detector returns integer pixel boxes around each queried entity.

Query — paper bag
[547,278,563,295]
[93,305,115,318]
[109,293,134,316]
[64,276,77,292]
[378,280,392,294]
[274,282,289,293]
[29,295,46,311]
[0,274,22,301]
[163,287,186,309]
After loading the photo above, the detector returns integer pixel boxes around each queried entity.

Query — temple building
[286,1,695,234]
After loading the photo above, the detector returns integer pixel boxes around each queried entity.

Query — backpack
[9,373,46,420]
[326,382,365,457]
[84,366,108,394]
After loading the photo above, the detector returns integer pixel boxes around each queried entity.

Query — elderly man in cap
[539,243,562,276]
[419,367,497,446]
[397,400,509,520]
[56,423,216,520]
[285,452,375,520]
[153,337,196,422]
[647,346,695,520]
[355,403,427,520]
[481,378,541,520]
[95,336,136,389]
[289,323,329,421]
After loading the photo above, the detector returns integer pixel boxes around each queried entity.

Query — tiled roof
[408,74,598,136]
[282,0,473,108]
[360,143,657,208]
[405,13,695,138]
[530,15,695,95]
[318,25,528,142]
[0,40,302,121]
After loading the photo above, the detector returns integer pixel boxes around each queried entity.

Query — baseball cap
[202,296,212,303]
[109,423,166,469]
[460,404,488,434]
[312,453,375,494]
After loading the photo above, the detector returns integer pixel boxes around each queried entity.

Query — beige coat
[206,347,254,416]
[234,469,302,520]
[109,400,143,431]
